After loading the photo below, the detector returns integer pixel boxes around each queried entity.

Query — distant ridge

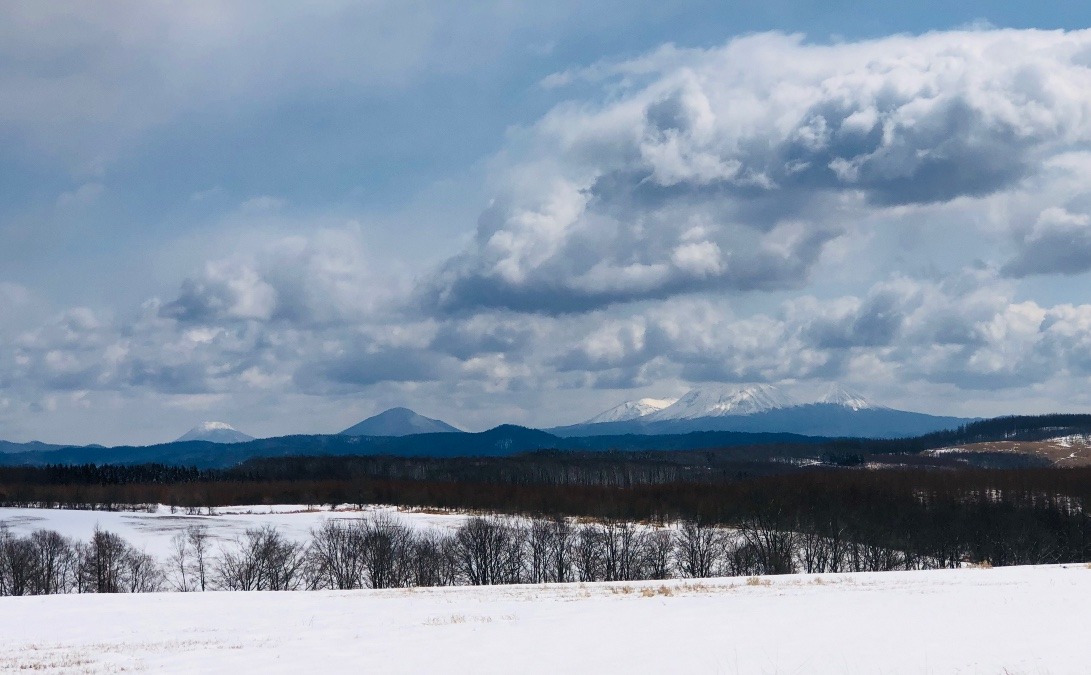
[5,414,1091,469]
[340,407,462,437]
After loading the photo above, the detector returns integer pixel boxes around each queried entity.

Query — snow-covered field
[0,504,471,558]
[3,506,1089,673]
[1,564,1088,673]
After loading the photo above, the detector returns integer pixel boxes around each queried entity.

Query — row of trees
[0,526,161,596]
[2,509,995,597]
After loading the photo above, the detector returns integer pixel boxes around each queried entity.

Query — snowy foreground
[1,564,1088,674]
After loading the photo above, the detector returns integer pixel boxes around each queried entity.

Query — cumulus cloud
[1002,207,1091,277]
[425,29,1091,313]
[161,226,390,327]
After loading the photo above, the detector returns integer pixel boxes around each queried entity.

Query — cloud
[1002,207,1091,277]
[161,226,390,327]
[425,29,1091,314]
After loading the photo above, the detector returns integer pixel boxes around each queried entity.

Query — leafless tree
[598,520,646,581]
[360,513,412,589]
[124,548,163,593]
[739,511,797,575]
[308,518,366,590]
[78,527,131,593]
[526,517,574,583]
[28,529,76,595]
[640,529,674,580]
[188,526,211,591]
[167,531,192,592]
[574,524,605,582]
[408,530,455,588]
[0,527,35,596]
[0,524,11,596]
[452,516,524,585]
[167,525,213,592]
[214,525,307,591]
[674,518,725,578]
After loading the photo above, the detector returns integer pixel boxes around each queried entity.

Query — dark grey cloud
[1002,207,1091,278]
[296,346,455,392]
[429,315,536,359]
[805,292,905,349]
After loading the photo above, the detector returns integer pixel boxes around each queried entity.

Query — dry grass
[424,613,515,626]
[639,585,675,597]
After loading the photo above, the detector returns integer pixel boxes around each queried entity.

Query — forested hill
[0,426,824,469]
[830,414,1091,455]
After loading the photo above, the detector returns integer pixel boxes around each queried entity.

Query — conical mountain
[340,407,462,437]
[175,422,255,444]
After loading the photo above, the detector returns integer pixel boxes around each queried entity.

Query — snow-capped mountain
[175,422,255,444]
[583,398,677,424]
[646,384,797,421]
[818,384,884,411]
[549,383,972,438]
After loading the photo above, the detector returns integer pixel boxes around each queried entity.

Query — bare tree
[360,513,412,590]
[674,518,725,579]
[598,520,646,582]
[308,519,366,590]
[214,525,307,591]
[28,529,76,595]
[124,549,163,593]
[739,510,797,576]
[187,526,211,591]
[0,528,34,596]
[78,527,130,593]
[640,529,674,580]
[408,530,455,588]
[167,531,192,592]
[452,516,524,586]
[574,525,605,582]
[166,525,213,592]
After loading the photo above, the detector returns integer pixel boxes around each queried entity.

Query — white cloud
[426,28,1091,313]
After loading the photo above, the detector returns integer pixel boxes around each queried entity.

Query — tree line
[3,505,1035,597]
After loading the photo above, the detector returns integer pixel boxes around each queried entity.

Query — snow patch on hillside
[647,384,797,420]
[584,398,677,424]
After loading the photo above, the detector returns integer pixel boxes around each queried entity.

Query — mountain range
[549,384,973,438]
[0,385,977,462]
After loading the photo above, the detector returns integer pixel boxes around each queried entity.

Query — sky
[5,2,1091,444]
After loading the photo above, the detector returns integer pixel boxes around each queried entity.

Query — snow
[0,505,472,559]
[818,384,878,411]
[647,384,797,420]
[0,564,1088,673]
[583,397,677,424]
[1051,434,1091,449]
